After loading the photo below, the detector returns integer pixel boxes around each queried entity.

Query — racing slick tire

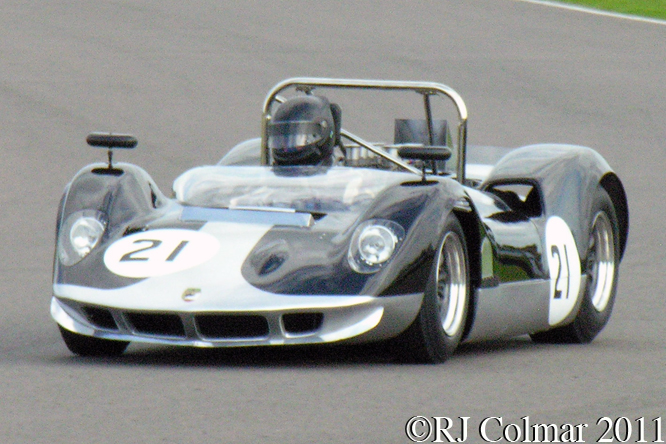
[531,187,620,344]
[59,326,130,357]
[397,214,470,363]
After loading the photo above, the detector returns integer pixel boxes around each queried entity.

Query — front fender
[59,162,168,236]
[55,163,170,287]
[239,177,468,297]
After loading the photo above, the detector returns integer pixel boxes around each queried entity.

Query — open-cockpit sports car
[51,77,628,363]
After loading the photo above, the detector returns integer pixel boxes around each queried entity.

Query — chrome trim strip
[465,280,550,341]
[263,78,468,120]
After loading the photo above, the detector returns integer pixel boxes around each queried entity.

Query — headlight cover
[348,219,405,274]
[58,210,107,266]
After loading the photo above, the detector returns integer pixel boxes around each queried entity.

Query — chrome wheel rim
[588,211,615,312]
[436,232,467,336]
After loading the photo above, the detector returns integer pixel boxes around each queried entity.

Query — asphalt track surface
[2,1,665,443]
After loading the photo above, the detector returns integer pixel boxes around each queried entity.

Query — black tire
[531,187,619,344]
[398,214,470,363]
[59,326,129,357]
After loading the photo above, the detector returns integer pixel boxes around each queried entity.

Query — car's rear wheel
[59,326,129,357]
[531,187,619,343]
[398,214,470,363]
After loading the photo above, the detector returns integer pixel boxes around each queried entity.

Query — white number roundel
[545,217,581,326]
[104,229,220,278]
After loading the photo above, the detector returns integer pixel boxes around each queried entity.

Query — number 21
[120,239,189,262]
[551,244,570,299]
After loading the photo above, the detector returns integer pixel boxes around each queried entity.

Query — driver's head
[267,95,336,166]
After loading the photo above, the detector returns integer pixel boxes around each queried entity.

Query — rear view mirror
[86,132,138,149]
[86,132,138,172]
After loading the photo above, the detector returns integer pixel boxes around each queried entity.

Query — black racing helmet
[267,95,337,166]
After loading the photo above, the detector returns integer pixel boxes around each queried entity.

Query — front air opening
[282,312,324,335]
[82,306,118,330]
[195,314,269,339]
[126,313,186,337]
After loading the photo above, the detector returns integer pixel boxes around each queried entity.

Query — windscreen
[174,166,414,214]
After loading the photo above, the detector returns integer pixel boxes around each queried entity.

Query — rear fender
[482,144,627,261]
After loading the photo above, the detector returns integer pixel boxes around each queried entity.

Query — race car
[51,77,628,363]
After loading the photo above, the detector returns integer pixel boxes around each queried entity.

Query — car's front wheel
[398,214,470,363]
[59,326,129,357]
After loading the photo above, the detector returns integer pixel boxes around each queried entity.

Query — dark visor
[267,121,325,150]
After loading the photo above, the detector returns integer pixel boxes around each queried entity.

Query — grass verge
[555,0,666,20]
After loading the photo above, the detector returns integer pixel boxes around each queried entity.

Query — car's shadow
[52,336,545,368]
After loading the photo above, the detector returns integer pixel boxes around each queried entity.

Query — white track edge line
[515,0,666,26]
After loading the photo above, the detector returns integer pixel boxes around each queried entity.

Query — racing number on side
[545,217,581,325]
[119,239,189,262]
[550,244,570,299]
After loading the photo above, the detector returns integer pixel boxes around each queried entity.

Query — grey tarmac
[1,1,665,442]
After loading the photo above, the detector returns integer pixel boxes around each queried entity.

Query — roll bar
[261,77,468,183]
